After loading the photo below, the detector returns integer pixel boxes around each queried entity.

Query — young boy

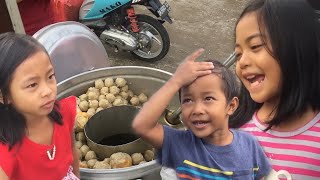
[132,49,271,180]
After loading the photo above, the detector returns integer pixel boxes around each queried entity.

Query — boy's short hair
[206,60,239,103]
[179,60,239,103]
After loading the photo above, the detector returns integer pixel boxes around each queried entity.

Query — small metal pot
[84,105,153,159]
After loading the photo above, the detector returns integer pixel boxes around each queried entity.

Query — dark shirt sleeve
[157,125,182,168]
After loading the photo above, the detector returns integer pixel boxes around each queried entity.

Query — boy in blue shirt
[132,49,271,180]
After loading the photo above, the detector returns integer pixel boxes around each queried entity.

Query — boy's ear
[227,97,239,115]
[0,90,3,103]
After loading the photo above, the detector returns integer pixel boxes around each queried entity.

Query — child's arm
[0,167,8,180]
[132,49,214,148]
[71,131,80,178]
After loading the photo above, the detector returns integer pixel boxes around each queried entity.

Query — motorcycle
[79,0,172,62]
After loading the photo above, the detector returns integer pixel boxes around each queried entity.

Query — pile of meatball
[74,77,156,169]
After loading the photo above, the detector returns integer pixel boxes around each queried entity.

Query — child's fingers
[197,62,214,70]
[185,48,205,62]
[196,70,213,77]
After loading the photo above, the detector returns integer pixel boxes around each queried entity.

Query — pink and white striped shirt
[240,112,320,180]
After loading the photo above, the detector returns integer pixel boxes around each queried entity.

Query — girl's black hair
[0,32,62,150]
[230,0,320,129]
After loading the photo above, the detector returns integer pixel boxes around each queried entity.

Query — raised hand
[172,48,214,87]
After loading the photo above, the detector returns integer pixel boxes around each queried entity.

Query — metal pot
[84,105,153,159]
[57,66,182,180]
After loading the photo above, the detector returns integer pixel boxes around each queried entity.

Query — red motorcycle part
[127,7,140,33]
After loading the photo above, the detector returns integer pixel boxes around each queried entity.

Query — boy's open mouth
[193,121,209,128]
[246,74,265,87]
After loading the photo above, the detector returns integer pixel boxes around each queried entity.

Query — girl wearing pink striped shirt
[233,0,320,179]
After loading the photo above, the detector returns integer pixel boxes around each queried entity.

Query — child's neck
[204,129,233,146]
[25,115,54,145]
[258,104,318,131]
[25,114,50,129]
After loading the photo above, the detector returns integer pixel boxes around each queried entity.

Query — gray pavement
[105,0,249,73]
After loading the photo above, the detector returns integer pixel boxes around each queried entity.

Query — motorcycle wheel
[126,14,170,62]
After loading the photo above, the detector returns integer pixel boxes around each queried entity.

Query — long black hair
[0,32,62,150]
[230,0,320,129]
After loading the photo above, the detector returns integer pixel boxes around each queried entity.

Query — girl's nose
[238,52,251,69]
[41,83,53,97]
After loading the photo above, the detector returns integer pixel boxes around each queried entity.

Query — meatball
[130,96,140,106]
[76,132,86,142]
[96,107,104,113]
[109,86,120,95]
[87,91,99,101]
[144,150,155,162]
[115,78,127,87]
[138,93,148,103]
[95,79,104,89]
[93,161,111,169]
[120,91,129,100]
[87,108,96,118]
[103,158,111,164]
[87,87,100,95]
[80,145,90,157]
[80,161,88,168]
[98,95,106,101]
[104,78,114,87]
[85,151,97,161]
[99,99,110,109]
[89,100,99,109]
[131,153,145,165]
[100,87,109,95]
[75,113,88,130]
[105,93,116,103]
[109,152,132,168]
[87,159,98,168]
[75,141,83,149]
[121,85,129,92]
[127,90,134,97]
[78,101,89,112]
[79,94,88,101]
[113,98,123,106]
[122,99,128,105]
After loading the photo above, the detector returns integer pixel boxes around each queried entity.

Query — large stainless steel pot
[57,66,182,180]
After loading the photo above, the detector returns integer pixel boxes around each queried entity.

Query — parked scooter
[79,0,172,62]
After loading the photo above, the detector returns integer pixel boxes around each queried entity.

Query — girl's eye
[182,98,192,104]
[205,96,214,101]
[251,44,264,50]
[49,74,55,79]
[27,83,37,88]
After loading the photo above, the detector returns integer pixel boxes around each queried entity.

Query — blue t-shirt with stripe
[157,126,271,180]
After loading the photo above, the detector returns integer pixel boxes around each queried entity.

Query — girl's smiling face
[235,12,282,106]
[8,51,57,120]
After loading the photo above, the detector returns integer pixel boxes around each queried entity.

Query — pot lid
[33,21,110,82]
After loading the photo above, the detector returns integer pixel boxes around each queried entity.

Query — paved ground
[104,0,249,73]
